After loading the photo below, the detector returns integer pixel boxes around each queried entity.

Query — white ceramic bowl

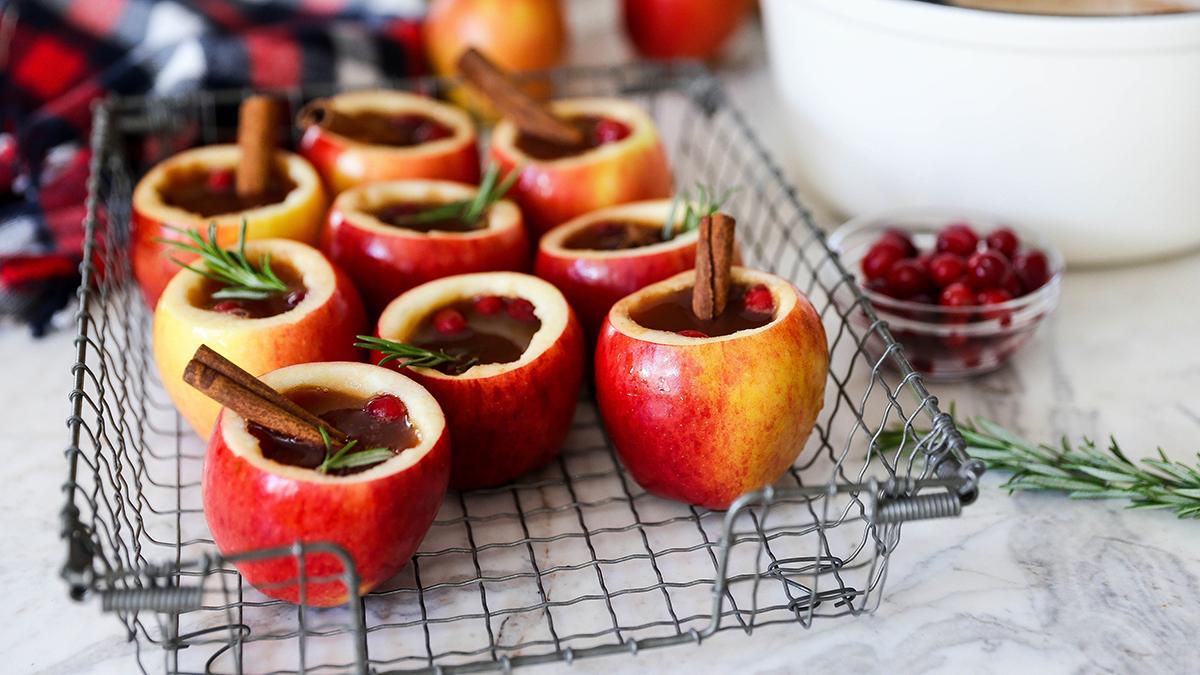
[761,0,1200,266]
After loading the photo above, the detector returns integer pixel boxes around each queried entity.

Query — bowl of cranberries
[829,212,1063,380]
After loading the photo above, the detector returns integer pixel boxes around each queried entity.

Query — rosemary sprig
[878,416,1200,519]
[663,183,741,241]
[388,163,522,229]
[157,221,289,301]
[354,335,478,372]
[316,427,394,474]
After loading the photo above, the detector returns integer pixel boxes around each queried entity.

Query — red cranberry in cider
[473,295,505,316]
[433,308,468,335]
[507,298,538,323]
[206,169,235,192]
[365,394,408,422]
[593,118,632,145]
[742,284,774,315]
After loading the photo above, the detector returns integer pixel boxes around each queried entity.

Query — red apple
[375,272,584,489]
[623,0,754,61]
[595,268,829,509]
[132,145,326,306]
[298,90,480,194]
[323,180,529,314]
[489,98,673,238]
[203,361,450,606]
[153,239,366,439]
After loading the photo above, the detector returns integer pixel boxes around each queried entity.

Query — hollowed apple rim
[332,179,522,240]
[219,361,446,484]
[132,145,323,228]
[300,89,475,154]
[491,97,660,169]
[159,238,336,328]
[539,200,700,259]
[609,267,800,345]
[376,272,572,381]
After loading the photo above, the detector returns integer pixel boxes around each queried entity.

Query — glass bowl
[827,210,1064,380]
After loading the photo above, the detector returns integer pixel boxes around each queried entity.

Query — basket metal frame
[59,62,983,675]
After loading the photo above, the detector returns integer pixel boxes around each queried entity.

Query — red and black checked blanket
[0,0,426,335]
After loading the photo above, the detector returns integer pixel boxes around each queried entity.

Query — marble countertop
[5,3,1199,674]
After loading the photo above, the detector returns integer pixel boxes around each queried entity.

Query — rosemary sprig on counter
[878,416,1200,519]
[316,427,394,474]
[389,163,521,229]
[158,221,288,301]
[355,335,478,372]
[663,183,740,240]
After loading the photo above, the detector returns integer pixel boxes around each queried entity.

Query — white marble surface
[5,2,1200,674]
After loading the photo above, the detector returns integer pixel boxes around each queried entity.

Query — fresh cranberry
[365,394,408,422]
[206,169,235,192]
[432,308,468,335]
[1002,271,1022,297]
[473,295,505,315]
[927,253,967,288]
[977,288,1014,325]
[506,298,538,323]
[936,223,979,257]
[593,118,631,145]
[1014,249,1051,293]
[861,242,905,281]
[885,259,930,298]
[285,289,306,309]
[985,227,1020,258]
[966,250,1012,291]
[678,329,708,338]
[211,300,248,317]
[916,252,936,273]
[879,228,917,257]
[939,281,976,307]
[742,284,774,315]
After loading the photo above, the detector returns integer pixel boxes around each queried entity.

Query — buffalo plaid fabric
[0,0,427,335]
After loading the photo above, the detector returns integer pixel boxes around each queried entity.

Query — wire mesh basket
[60,62,983,674]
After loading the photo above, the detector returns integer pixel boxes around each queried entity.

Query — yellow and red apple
[490,98,673,238]
[203,361,450,606]
[595,268,829,509]
[323,180,529,313]
[298,89,480,194]
[132,145,326,306]
[153,239,366,439]
[374,272,584,489]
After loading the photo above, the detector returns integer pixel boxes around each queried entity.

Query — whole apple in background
[204,362,450,606]
[595,268,828,509]
[153,239,366,440]
[374,272,585,489]
[132,145,326,306]
[323,180,530,313]
[297,90,480,195]
[623,0,754,61]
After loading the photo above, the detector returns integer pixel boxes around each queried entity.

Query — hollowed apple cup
[595,268,829,509]
[375,272,585,489]
[153,239,366,439]
[203,361,451,607]
[536,199,702,341]
[132,145,326,306]
[323,180,529,313]
[489,98,672,238]
[298,90,480,194]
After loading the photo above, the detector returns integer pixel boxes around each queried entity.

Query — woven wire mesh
[60,63,980,675]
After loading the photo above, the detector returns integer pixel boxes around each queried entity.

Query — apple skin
[153,239,367,440]
[375,272,585,489]
[322,180,530,314]
[489,98,673,238]
[298,90,480,195]
[623,0,753,61]
[203,362,451,607]
[132,145,326,307]
[595,268,829,509]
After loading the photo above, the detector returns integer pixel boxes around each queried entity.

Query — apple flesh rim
[375,271,585,489]
[595,267,829,510]
[298,89,481,195]
[323,179,530,314]
[131,144,327,307]
[489,97,673,239]
[203,361,451,607]
[153,238,367,440]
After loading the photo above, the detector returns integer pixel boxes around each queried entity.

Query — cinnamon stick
[692,213,736,321]
[456,48,583,146]
[236,95,280,198]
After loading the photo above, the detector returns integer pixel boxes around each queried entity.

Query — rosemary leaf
[388,163,522,229]
[354,335,477,372]
[157,221,289,300]
[326,448,396,470]
[662,183,742,241]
